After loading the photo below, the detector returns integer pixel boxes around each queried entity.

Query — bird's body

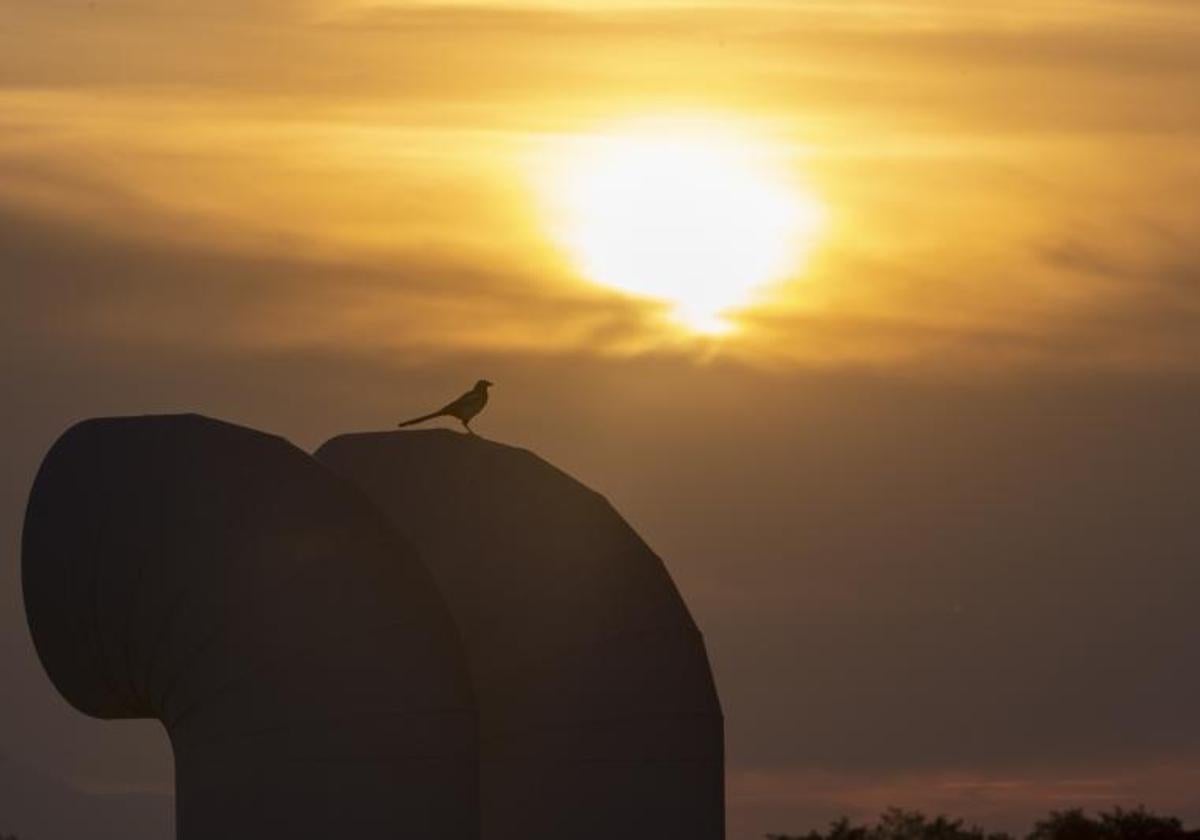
[398,380,493,434]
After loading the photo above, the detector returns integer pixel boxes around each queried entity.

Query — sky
[2,1,1200,838]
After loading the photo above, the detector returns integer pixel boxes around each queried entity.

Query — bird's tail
[397,411,444,428]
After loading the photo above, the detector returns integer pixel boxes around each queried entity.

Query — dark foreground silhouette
[770,807,1200,840]
[23,415,476,839]
[397,379,492,434]
[317,428,723,840]
[22,414,721,840]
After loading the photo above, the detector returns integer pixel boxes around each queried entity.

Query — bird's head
[475,379,494,391]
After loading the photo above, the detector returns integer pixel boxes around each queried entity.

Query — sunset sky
[3,1,1200,838]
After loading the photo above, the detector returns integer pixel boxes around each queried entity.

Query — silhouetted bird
[398,380,493,434]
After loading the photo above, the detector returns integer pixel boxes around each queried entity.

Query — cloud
[4,0,1198,131]
[0,192,671,360]
[5,123,1200,374]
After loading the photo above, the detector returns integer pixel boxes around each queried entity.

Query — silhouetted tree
[768,808,1012,840]
[1099,808,1197,840]
[771,807,1199,840]
[1031,807,1200,840]
[1029,809,1101,840]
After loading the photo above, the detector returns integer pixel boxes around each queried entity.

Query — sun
[536,117,825,333]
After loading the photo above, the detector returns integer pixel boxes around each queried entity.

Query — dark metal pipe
[23,415,478,840]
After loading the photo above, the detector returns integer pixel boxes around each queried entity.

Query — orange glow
[534,117,826,334]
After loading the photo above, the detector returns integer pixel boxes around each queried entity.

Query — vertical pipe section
[23,415,478,840]
[317,429,725,840]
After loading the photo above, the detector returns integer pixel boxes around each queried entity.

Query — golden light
[537,117,826,333]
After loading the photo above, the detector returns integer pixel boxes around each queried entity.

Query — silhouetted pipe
[317,430,725,840]
[23,415,478,840]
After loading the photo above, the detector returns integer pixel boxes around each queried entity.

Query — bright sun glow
[538,117,826,333]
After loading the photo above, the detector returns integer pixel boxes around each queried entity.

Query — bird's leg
[463,419,475,436]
